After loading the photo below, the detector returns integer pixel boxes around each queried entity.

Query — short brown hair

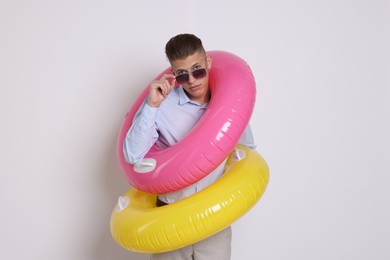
[165,34,205,62]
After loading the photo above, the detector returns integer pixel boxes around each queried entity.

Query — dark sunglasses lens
[176,74,189,84]
[176,69,206,84]
[192,69,206,79]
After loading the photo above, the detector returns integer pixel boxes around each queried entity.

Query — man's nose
[188,73,196,83]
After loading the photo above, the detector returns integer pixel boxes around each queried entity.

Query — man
[123,33,255,260]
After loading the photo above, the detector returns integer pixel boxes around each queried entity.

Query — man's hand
[147,74,176,107]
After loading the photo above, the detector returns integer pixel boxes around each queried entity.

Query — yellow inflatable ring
[110,146,269,253]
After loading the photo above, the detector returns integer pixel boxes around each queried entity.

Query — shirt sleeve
[123,100,159,164]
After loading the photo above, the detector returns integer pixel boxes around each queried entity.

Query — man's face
[170,51,212,104]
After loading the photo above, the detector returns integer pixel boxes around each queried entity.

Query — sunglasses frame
[175,68,207,84]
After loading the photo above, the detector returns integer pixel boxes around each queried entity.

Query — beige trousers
[150,226,232,260]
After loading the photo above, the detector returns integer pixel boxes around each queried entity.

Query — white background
[1,0,389,259]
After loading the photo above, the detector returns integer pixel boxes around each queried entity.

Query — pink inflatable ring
[117,51,256,194]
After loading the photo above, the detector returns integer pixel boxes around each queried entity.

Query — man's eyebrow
[191,63,201,68]
[175,68,187,74]
[175,62,202,73]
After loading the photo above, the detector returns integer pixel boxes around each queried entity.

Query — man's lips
[189,84,201,91]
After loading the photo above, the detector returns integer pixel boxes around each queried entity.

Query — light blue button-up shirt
[124,86,255,203]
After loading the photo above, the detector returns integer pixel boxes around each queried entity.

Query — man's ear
[206,55,212,69]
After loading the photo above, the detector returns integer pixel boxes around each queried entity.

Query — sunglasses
[175,68,207,84]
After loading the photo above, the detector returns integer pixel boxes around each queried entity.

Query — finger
[160,74,175,81]
[168,75,176,88]
[159,82,167,96]
[164,78,176,94]
[157,74,175,96]
[170,77,177,88]
[163,81,173,96]
[163,74,176,79]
